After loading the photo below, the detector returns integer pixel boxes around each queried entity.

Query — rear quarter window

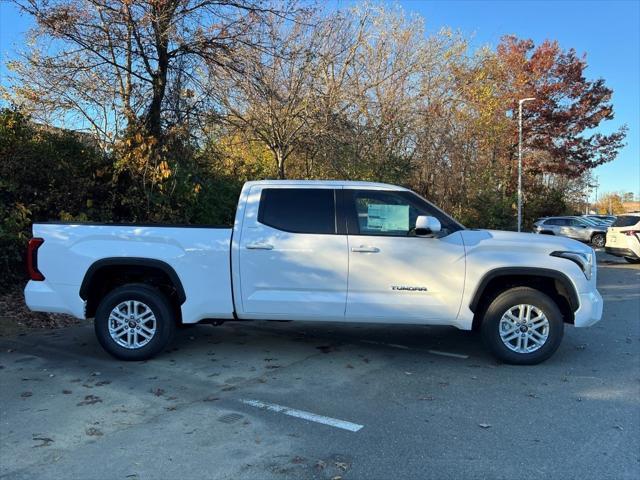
[612,215,640,228]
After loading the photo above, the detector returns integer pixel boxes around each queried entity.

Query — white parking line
[427,349,469,359]
[362,339,409,349]
[240,399,364,432]
[361,339,468,359]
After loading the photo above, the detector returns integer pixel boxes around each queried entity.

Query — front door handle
[246,242,274,250]
[351,246,380,253]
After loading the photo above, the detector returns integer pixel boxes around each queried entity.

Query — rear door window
[258,188,336,234]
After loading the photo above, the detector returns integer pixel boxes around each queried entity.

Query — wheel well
[80,259,185,321]
[470,273,576,331]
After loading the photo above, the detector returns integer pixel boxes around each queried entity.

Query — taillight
[623,230,640,236]
[27,238,45,281]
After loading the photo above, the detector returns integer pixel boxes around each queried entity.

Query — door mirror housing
[415,215,441,236]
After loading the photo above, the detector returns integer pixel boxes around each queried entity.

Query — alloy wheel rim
[499,304,549,354]
[108,300,157,349]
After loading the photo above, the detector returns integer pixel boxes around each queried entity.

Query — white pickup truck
[24,180,603,364]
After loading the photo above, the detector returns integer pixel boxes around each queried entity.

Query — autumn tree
[495,36,627,177]
[307,5,427,182]
[7,0,294,147]
[595,192,626,215]
[210,7,324,179]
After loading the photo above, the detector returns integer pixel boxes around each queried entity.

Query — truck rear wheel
[94,284,176,361]
[481,287,564,365]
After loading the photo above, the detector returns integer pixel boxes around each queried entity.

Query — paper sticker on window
[367,204,409,231]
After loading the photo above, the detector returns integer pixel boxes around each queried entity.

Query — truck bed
[25,223,235,323]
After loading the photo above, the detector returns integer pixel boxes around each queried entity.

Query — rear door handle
[351,246,380,253]
[246,242,274,250]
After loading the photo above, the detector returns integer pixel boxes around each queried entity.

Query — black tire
[94,284,176,361]
[624,257,640,264]
[591,233,605,248]
[481,287,564,365]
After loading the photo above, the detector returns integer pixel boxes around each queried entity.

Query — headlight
[551,250,594,280]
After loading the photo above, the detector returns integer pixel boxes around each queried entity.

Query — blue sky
[1,0,638,198]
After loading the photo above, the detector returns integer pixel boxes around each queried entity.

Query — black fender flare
[469,267,579,313]
[79,257,186,304]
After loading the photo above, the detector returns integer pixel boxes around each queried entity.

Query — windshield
[580,217,601,226]
[409,191,465,233]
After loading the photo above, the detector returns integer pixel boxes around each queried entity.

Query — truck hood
[459,229,593,255]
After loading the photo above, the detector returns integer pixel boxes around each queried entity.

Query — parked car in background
[533,216,607,248]
[605,213,640,263]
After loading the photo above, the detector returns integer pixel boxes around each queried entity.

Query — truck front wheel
[94,284,176,361]
[481,287,564,365]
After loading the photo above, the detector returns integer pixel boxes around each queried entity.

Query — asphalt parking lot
[1,253,639,480]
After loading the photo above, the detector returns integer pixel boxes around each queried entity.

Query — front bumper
[573,289,603,327]
[605,247,639,259]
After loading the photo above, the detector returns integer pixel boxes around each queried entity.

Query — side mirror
[415,215,441,236]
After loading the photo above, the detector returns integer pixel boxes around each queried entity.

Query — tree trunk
[275,149,286,179]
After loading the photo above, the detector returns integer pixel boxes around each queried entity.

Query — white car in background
[605,213,640,263]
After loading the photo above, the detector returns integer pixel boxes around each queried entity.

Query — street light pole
[518,97,536,232]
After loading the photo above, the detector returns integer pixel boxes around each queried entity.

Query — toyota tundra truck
[24,180,603,364]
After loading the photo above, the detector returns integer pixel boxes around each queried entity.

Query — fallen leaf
[77,395,102,406]
[21,391,32,398]
[85,427,103,436]
[316,345,336,354]
[335,462,349,471]
[32,436,54,447]
[151,388,165,397]
[478,423,491,429]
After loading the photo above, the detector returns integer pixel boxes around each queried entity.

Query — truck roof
[243,179,409,191]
